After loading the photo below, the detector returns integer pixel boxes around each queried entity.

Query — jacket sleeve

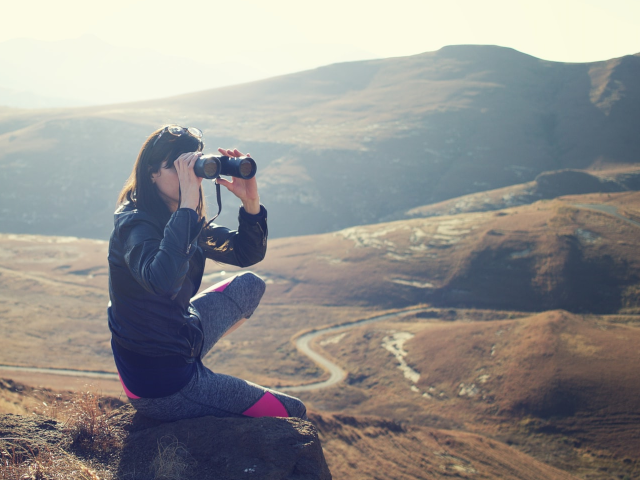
[121,209,201,298]
[199,205,268,267]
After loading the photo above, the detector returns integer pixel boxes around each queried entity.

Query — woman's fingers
[175,153,203,190]
[218,147,236,156]
[175,152,200,171]
[216,177,232,189]
[218,147,244,157]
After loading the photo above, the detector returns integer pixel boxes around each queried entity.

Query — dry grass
[0,396,32,416]
[0,387,121,479]
[58,390,123,455]
[150,435,196,480]
[311,412,583,480]
[0,379,69,417]
[0,438,101,480]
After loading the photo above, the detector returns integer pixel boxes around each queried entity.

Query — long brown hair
[117,126,206,224]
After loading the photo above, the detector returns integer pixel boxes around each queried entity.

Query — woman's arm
[199,206,268,267]
[201,147,267,267]
[122,209,201,298]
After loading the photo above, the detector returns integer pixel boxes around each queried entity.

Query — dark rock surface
[1,404,332,480]
[111,405,332,480]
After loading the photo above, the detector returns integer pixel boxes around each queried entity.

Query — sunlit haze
[3,0,639,68]
[0,0,638,106]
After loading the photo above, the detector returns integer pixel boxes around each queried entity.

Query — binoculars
[194,154,257,180]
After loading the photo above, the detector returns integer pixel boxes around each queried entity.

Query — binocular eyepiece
[194,155,257,180]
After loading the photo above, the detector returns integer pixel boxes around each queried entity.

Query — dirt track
[0,364,118,380]
[1,308,428,392]
[573,203,640,228]
[281,308,428,392]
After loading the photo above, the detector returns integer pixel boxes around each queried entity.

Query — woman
[107,125,307,421]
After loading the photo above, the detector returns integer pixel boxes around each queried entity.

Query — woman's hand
[215,148,261,214]
[175,152,203,211]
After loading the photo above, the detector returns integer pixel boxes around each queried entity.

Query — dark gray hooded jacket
[107,202,267,361]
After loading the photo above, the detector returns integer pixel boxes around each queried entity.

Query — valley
[1,45,640,479]
[2,189,640,479]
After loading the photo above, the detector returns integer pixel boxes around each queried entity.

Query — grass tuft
[150,435,196,480]
[62,390,122,455]
[0,438,101,480]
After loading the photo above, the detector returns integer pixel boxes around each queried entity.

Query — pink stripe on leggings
[118,372,141,399]
[202,276,235,294]
[242,392,289,418]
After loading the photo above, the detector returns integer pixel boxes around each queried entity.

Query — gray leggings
[129,272,307,420]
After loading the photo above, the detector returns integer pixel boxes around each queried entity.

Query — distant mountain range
[0,35,267,107]
[0,45,639,239]
[0,35,377,108]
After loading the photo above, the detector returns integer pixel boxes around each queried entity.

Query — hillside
[0,379,581,480]
[257,192,640,313]
[312,412,582,480]
[306,309,640,479]
[401,168,640,219]
[1,191,639,381]
[409,311,640,454]
[2,191,640,478]
[0,46,639,239]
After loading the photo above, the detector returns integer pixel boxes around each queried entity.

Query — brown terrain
[257,191,640,314]
[2,46,640,479]
[304,309,640,476]
[0,381,583,480]
[402,168,640,219]
[2,190,640,478]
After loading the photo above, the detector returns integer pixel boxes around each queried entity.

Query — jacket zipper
[185,212,192,254]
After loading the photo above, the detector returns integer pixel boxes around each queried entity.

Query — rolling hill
[0,46,639,239]
[307,309,640,478]
[1,191,639,388]
[401,167,640,219]
[2,43,640,480]
[1,188,640,478]
[257,192,640,314]
[409,310,640,455]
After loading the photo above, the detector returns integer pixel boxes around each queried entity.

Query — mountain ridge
[0,45,639,239]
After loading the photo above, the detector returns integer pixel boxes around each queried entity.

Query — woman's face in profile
[151,160,180,210]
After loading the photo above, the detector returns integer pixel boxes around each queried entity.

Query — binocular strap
[204,182,223,228]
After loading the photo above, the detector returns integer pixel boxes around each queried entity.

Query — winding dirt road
[0,364,118,380]
[1,308,426,392]
[573,203,640,228]
[280,308,427,392]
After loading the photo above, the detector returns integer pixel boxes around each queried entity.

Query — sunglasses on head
[152,125,203,148]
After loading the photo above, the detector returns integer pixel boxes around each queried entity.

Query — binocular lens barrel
[236,158,256,179]
[202,159,220,178]
[193,156,220,179]
[194,155,257,180]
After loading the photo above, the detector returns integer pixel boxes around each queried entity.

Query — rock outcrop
[1,404,332,480]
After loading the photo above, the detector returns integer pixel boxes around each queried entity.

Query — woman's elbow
[237,248,266,268]
[143,266,186,297]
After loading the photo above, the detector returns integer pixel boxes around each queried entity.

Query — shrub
[62,390,122,455]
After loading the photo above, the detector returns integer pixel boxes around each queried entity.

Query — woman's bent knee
[236,272,266,293]
[229,272,266,315]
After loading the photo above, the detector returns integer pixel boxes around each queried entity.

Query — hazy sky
[3,0,639,75]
